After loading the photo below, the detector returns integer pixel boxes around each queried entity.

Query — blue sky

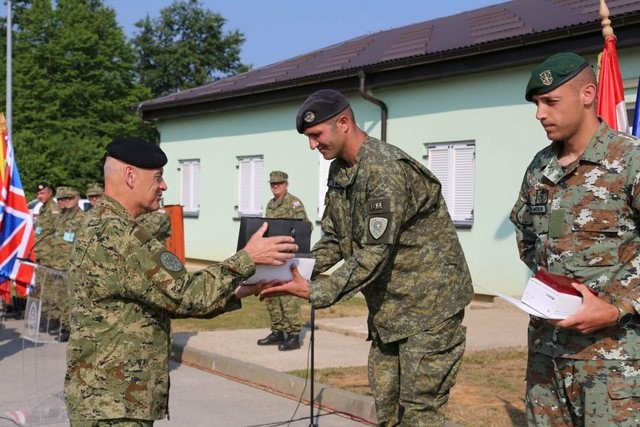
[103,0,507,68]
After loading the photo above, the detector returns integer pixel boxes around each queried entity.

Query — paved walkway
[170,299,530,425]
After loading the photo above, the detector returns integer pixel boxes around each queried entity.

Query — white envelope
[242,257,315,285]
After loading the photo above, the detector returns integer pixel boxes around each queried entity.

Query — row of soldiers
[32,182,171,341]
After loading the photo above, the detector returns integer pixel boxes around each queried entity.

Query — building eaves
[139,0,640,121]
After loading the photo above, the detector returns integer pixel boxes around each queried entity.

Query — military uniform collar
[100,195,135,221]
[542,121,609,184]
[332,135,377,188]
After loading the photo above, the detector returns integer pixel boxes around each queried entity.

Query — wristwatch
[614,301,635,328]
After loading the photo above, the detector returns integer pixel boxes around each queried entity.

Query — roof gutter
[358,70,388,141]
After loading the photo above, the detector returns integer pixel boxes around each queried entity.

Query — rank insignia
[369,217,388,240]
[303,111,315,123]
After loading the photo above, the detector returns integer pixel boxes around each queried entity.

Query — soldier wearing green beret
[262,89,474,425]
[256,171,310,351]
[64,137,298,426]
[511,52,640,425]
[33,182,61,267]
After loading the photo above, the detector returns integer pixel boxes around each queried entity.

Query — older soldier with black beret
[64,137,298,426]
[511,52,640,425]
[262,89,474,425]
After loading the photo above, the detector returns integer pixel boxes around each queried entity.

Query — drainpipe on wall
[358,70,388,142]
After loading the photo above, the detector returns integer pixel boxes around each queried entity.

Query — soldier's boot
[257,331,285,346]
[278,333,301,351]
[47,319,61,335]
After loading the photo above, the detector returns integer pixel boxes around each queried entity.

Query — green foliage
[131,0,249,97]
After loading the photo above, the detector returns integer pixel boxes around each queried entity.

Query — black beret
[105,137,167,169]
[296,89,350,134]
[525,52,590,101]
[35,182,51,192]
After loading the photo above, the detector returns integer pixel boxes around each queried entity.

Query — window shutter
[427,145,451,205]
[238,157,264,216]
[452,145,475,223]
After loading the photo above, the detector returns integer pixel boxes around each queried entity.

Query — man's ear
[582,82,597,107]
[124,165,135,189]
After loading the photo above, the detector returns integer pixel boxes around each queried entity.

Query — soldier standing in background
[64,137,298,426]
[47,186,87,342]
[85,182,104,208]
[33,182,60,266]
[256,170,310,351]
[262,89,474,425]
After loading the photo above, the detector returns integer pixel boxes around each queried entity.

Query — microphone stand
[309,306,317,427]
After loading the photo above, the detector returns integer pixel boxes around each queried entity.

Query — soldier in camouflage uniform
[511,52,640,426]
[137,207,171,242]
[85,182,104,208]
[257,170,310,351]
[64,137,298,426]
[33,182,61,332]
[46,186,87,341]
[262,90,474,426]
[33,182,60,267]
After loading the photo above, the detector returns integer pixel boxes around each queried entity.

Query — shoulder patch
[292,201,301,208]
[133,224,153,244]
[159,251,184,272]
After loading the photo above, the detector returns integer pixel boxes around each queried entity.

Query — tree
[131,0,249,97]
[4,0,153,196]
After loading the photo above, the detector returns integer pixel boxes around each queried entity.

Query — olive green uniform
[33,199,61,318]
[311,136,474,425]
[264,191,309,334]
[64,196,256,423]
[510,122,640,425]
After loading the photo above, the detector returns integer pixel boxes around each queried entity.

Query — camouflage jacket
[48,206,86,270]
[265,192,309,221]
[137,209,172,242]
[311,136,474,343]
[510,121,640,360]
[64,196,255,421]
[34,199,61,265]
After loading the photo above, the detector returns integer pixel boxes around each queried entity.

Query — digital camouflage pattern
[264,191,310,334]
[64,196,256,421]
[33,199,61,267]
[510,122,640,359]
[511,122,640,425]
[310,136,473,423]
[137,209,171,242]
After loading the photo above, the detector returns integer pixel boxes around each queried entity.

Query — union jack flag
[0,113,35,303]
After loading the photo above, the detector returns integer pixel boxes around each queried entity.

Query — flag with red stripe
[0,113,35,300]
[597,35,629,132]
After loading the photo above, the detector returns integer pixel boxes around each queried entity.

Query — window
[424,142,475,227]
[179,159,200,217]
[237,156,265,216]
[318,153,332,219]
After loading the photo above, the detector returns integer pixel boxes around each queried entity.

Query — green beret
[106,137,168,169]
[269,170,288,183]
[525,52,590,101]
[55,186,79,199]
[86,182,104,196]
[296,89,350,134]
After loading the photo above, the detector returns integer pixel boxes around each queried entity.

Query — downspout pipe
[358,70,388,141]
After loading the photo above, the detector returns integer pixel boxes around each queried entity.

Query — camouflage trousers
[368,310,466,426]
[70,419,154,427]
[526,353,640,426]
[265,295,301,333]
[39,274,68,322]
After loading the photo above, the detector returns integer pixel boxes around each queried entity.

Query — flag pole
[599,0,613,38]
[5,0,12,139]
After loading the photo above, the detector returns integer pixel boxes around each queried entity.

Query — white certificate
[242,257,315,285]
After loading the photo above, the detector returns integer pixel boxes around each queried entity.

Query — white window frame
[237,155,265,217]
[179,159,200,217]
[424,141,475,227]
[318,153,332,220]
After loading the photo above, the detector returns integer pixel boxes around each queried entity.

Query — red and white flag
[597,35,629,132]
[0,113,35,303]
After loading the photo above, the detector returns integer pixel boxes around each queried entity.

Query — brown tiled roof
[140,0,640,121]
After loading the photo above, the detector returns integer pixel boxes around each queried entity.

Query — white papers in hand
[242,258,315,285]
